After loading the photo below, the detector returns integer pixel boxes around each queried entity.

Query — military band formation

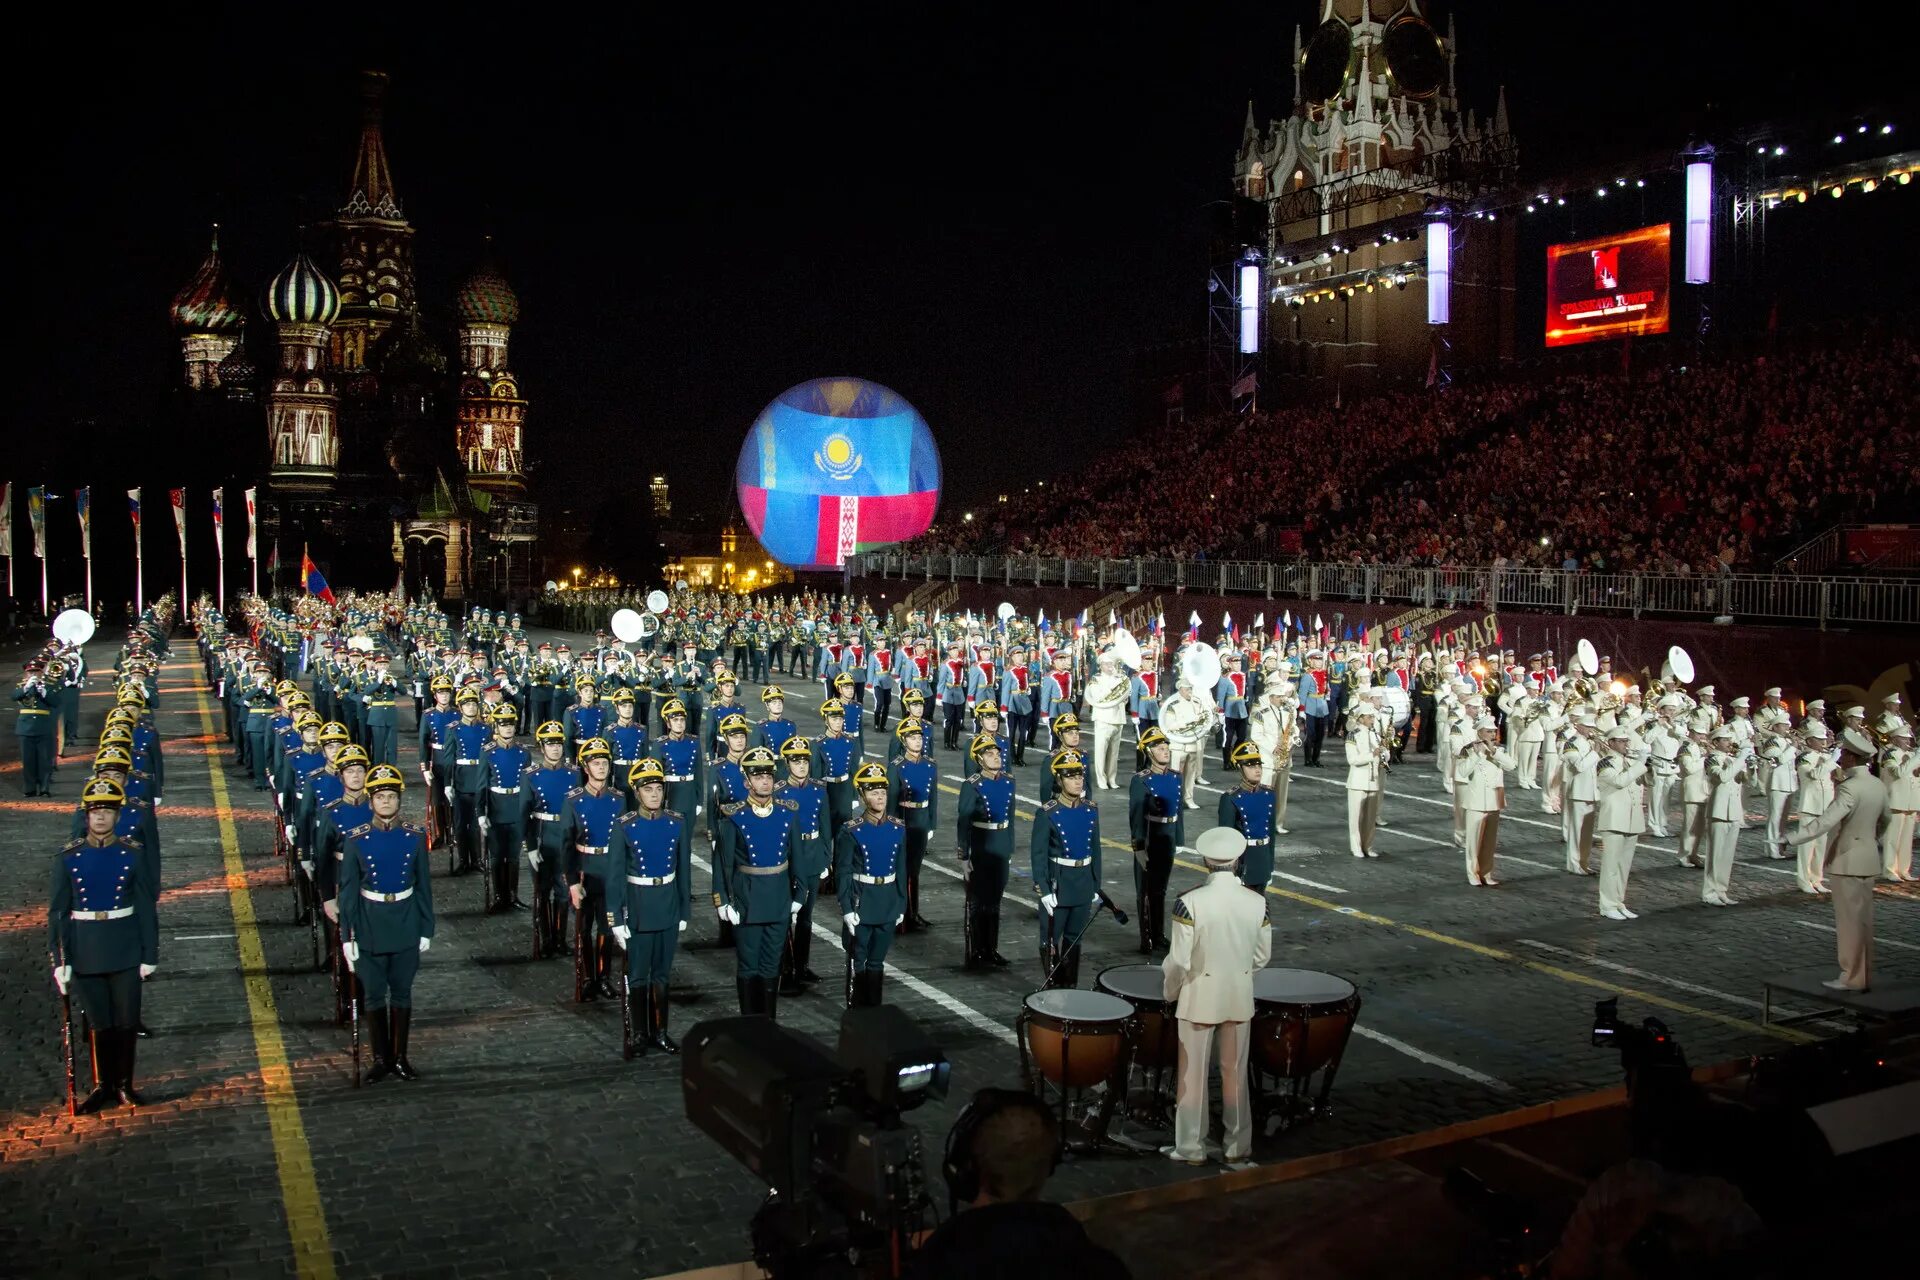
[31,581,1913,1115]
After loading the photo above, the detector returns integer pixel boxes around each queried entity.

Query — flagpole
[84,553,92,614]
[41,554,49,618]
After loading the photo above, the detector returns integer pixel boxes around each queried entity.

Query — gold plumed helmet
[295,710,322,729]
[760,685,787,704]
[1229,741,1264,767]
[93,745,134,770]
[334,745,371,770]
[430,674,454,692]
[781,736,813,759]
[820,698,845,717]
[972,701,1001,719]
[896,716,927,740]
[628,758,666,786]
[969,733,1002,760]
[535,720,566,743]
[660,697,688,720]
[1051,712,1080,735]
[490,702,520,725]
[319,721,352,744]
[1138,725,1169,750]
[81,776,126,809]
[853,762,889,789]
[367,763,406,792]
[1050,750,1088,775]
[718,713,751,737]
[741,745,779,773]
[100,725,135,747]
[578,737,612,763]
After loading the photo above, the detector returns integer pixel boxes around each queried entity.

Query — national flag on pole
[1151,612,1164,639]
[1253,613,1264,633]
[0,482,11,557]
[1075,609,1088,634]
[169,488,187,553]
[28,487,47,557]
[128,488,142,534]
[1283,609,1292,633]
[1312,613,1324,637]
[1037,610,1051,635]
[212,487,224,541]
[267,543,281,578]
[74,487,91,558]
[244,486,258,558]
[1186,611,1200,641]
[1226,613,1239,646]
[1108,609,1118,627]
[1231,370,1256,399]
[1272,615,1283,641]
[300,546,335,604]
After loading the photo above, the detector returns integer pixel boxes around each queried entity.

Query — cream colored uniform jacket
[1249,702,1294,769]
[1161,871,1273,1023]
[1679,742,1711,803]
[1796,750,1836,816]
[1455,745,1515,811]
[1790,767,1888,875]
[1345,727,1384,793]
[1706,752,1746,821]
[1595,753,1649,833]
[1563,738,1600,803]
[1885,748,1920,810]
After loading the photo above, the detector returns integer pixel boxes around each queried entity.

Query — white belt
[532,811,558,821]
[823,774,849,782]
[1147,814,1178,824]
[490,785,522,794]
[613,759,634,767]
[72,907,136,921]
[626,873,675,886]
[1051,855,1092,867]
[455,757,481,765]
[576,844,608,855]
[897,799,926,808]
[663,774,693,782]
[973,820,1009,830]
[853,872,896,885]
[1242,837,1271,847]
[739,861,791,875]
[360,887,414,902]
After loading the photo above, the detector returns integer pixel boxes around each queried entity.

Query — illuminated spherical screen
[736,377,942,570]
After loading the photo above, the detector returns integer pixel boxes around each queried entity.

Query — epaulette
[720,800,746,817]
[402,822,424,836]
[964,772,982,785]
[888,815,906,828]
[347,822,374,839]
[565,785,587,799]
[775,797,798,811]
[1043,799,1059,811]
[1171,896,1194,926]
[62,838,87,855]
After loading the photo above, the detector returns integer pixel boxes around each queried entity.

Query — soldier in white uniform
[1786,729,1886,990]
[1755,686,1791,734]
[1344,703,1385,859]
[1511,687,1546,789]
[1643,695,1684,837]
[1247,681,1295,834]
[1875,692,1909,742]
[1160,827,1271,1165]
[1701,725,1747,907]
[1562,712,1600,876]
[1085,656,1130,792]
[1881,725,1917,881]
[1538,684,1569,815]
[1793,722,1836,895]
[1760,722,1800,861]
[1595,726,1649,920]
[1455,716,1514,886]
[1157,677,1212,810]
[1689,686,1721,737]
[1676,728,1711,868]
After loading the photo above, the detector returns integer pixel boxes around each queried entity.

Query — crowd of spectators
[909,325,1918,573]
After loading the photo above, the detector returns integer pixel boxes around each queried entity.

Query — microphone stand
[1040,889,1128,989]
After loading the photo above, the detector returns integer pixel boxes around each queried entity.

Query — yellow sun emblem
[814,433,863,481]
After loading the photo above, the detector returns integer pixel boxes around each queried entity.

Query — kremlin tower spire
[169,225,244,391]
[331,70,416,381]
[454,239,527,493]
[264,246,343,491]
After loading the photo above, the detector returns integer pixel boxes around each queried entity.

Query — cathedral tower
[454,244,527,492]
[330,70,417,391]
[264,250,343,491]
[169,226,244,391]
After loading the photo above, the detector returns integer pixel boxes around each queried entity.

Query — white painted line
[1275,871,1349,894]
[171,932,238,942]
[1514,937,1846,1030]
[1351,1025,1511,1092]
[1792,918,1920,951]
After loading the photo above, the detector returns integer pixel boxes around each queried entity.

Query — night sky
[16,3,1916,552]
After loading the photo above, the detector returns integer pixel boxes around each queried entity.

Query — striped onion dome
[169,230,244,333]
[264,250,342,325]
[455,257,519,326]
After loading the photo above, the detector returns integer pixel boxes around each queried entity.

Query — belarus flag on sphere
[736,378,942,571]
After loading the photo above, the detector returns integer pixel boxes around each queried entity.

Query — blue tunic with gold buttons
[1218,783,1277,888]
[715,799,802,979]
[606,808,692,984]
[835,816,906,974]
[49,837,158,977]
[1030,798,1103,949]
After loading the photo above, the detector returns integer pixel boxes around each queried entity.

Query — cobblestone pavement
[3,632,1913,1278]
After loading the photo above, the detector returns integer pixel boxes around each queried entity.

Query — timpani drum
[1019,989,1133,1089]
[1095,964,1177,1070]
[1250,968,1360,1128]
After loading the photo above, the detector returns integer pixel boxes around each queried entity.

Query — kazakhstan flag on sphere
[736,377,942,570]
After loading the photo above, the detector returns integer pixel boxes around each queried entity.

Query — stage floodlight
[1426,220,1450,325]
[1239,262,1260,354]
[1685,159,1712,284]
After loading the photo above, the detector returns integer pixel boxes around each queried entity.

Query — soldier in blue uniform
[50,777,159,1113]
[935,643,969,750]
[831,672,867,757]
[775,737,830,996]
[837,764,907,1006]
[560,739,625,1000]
[604,688,649,806]
[972,701,1013,770]
[707,713,753,945]
[528,643,557,735]
[1030,750,1103,988]
[480,704,531,912]
[998,645,1034,766]
[654,699,705,839]
[1127,726,1186,953]
[417,675,459,845]
[888,718,939,933]
[705,671,748,758]
[339,764,435,1083]
[562,675,607,763]
[293,724,352,926]
[866,643,898,732]
[14,660,57,796]
[713,746,803,1018]
[523,721,581,959]
[81,749,162,905]
[437,690,492,874]
[955,734,1016,970]
[1217,741,1278,891]
[365,653,402,766]
[242,665,279,791]
[811,700,860,888]
[607,758,692,1056]
[317,746,376,1025]
[1214,650,1251,772]
[754,686,797,756]
[1039,714,1084,801]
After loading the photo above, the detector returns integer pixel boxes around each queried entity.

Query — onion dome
[376,315,448,379]
[264,250,342,326]
[455,246,519,326]
[216,342,258,399]
[170,228,244,333]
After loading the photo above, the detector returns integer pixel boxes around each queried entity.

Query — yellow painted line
[189,672,338,1280]
[932,780,1814,1044]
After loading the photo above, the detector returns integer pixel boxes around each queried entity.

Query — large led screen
[1545,223,1671,348]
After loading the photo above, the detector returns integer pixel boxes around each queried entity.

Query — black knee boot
[365,1010,394,1084]
[650,985,679,1053]
[987,913,1009,967]
[1137,893,1154,954]
[736,976,753,1015]
[391,1008,418,1081]
[117,1029,146,1106]
[76,1028,118,1114]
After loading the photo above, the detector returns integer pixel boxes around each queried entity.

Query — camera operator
[912,1088,1129,1279]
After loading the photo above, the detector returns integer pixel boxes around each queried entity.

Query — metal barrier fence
[850,553,1920,629]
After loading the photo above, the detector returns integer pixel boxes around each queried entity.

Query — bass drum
[1251,968,1359,1080]
[1020,989,1132,1089]
[1095,964,1177,1070]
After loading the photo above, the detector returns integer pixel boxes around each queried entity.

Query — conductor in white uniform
[1161,827,1272,1166]
[1787,728,1888,991]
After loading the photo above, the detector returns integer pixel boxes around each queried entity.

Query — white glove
[961,859,973,876]
[300,859,315,877]
[526,849,542,869]
[443,786,454,800]
[678,920,688,933]
[139,963,157,979]
[790,900,803,917]
[718,903,741,925]
[419,937,431,953]
[480,817,491,832]
[612,924,632,945]
[819,865,831,880]
[895,914,905,927]
[570,883,586,909]
[1041,893,1058,912]
[52,965,71,995]
[844,911,861,930]
[342,940,360,968]
[322,898,338,922]
[285,823,297,842]
[154,797,164,808]
[694,804,704,816]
